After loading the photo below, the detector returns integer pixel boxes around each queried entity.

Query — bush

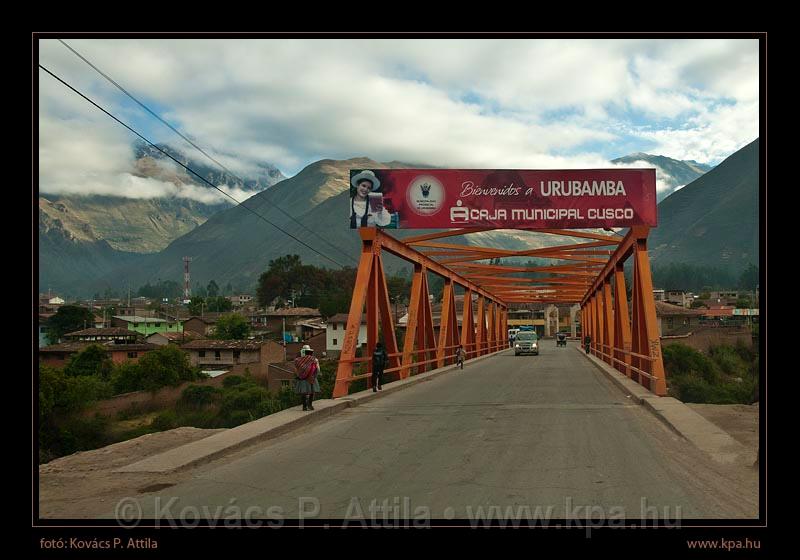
[220,386,269,415]
[179,385,218,408]
[222,375,248,388]
[39,365,112,421]
[111,362,144,395]
[663,344,720,384]
[708,345,748,378]
[64,344,113,380]
[111,346,207,394]
[664,343,758,404]
[225,410,256,427]
[116,401,161,420]
[176,409,221,429]
[316,361,337,399]
[42,414,111,459]
[151,411,179,431]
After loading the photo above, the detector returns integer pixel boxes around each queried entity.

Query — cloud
[611,159,677,194]
[632,99,759,164]
[38,37,759,191]
[38,111,245,204]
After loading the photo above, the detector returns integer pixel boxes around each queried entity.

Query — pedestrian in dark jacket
[372,342,388,392]
[455,344,467,369]
[584,335,592,354]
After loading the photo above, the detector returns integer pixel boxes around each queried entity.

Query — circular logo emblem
[406,175,445,216]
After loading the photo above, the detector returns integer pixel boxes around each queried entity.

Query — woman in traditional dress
[294,344,321,411]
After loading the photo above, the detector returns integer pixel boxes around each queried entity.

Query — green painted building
[111,315,183,336]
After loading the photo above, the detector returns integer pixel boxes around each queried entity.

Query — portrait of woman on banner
[349,169,398,229]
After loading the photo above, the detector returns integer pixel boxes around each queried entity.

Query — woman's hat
[351,170,381,191]
[302,344,312,351]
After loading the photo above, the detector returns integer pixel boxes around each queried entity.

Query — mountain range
[38,143,759,298]
[648,138,759,269]
[611,153,713,201]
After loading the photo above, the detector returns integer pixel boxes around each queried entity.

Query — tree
[214,314,251,340]
[40,364,110,420]
[224,282,233,296]
[137,280,182,300]
[386,275,411,304]
[738,264,759,292]
[47,305,96,344]
[64,344,113,380]
[207,280,220,297]
[193,282,208,299]
[187,297,205,316]
[256,255,303,307]
[207,296,233,313]
[112,345,204,393]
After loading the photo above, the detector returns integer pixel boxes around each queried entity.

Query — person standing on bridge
[584,334,591,354]
[294,345,321,411]
[455,344,467,369]
[371,342,388,392]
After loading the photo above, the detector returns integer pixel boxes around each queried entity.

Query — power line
[57,39,359,267]
[38,63,350,270]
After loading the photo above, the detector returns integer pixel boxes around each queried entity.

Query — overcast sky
[38,37,760,202]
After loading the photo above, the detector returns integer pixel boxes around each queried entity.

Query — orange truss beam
[334,226,664,398]
[333,229,508,398]
[579,226,666,396]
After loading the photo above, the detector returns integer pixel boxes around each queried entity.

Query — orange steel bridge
[332,226,666,398]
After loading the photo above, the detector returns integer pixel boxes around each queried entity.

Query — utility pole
[282,316,287,361]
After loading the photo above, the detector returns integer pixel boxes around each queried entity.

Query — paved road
[125,341,757,523]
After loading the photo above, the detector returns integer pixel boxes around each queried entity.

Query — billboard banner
[348,168,657,230]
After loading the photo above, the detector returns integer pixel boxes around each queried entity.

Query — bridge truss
[333,226,666,397]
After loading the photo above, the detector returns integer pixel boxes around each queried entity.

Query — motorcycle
[556,334,567,347]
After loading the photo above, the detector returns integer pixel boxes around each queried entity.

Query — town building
[111,315,183,336]
[38,314,52,348]
[39,341,158,367]
[664,290,691,308]
[326,314,367,358]
[654,301,706,336]
[145,330,201,346]
[62,327,140,344]
[180,339,285,375]
[181,312,245,337]
[227,294,254,307]
[250,308,322,337]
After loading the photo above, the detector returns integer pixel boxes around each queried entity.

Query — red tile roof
[64,327,136,337]
[264,307,321,317]
[654,302,705,317]
[147,331,200,341]
[181,339,264,351]
[327,313,366,324]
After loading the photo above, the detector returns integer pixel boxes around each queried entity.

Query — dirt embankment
[39,427,225,519]
[687,402,760,457]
